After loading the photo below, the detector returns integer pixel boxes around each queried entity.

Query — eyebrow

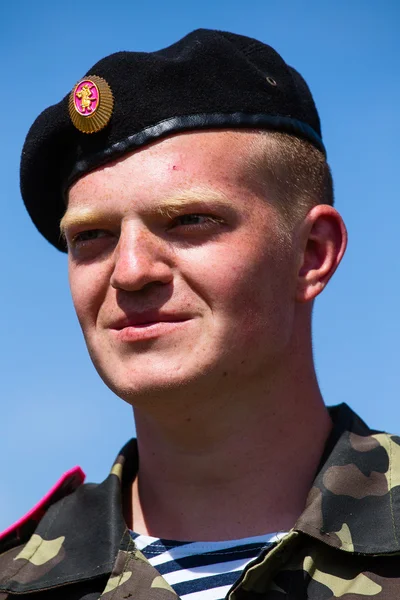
[155,188,233,216]
[59,208,112,237]
[59,187,233,235]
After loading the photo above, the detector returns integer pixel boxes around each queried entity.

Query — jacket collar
[295,403,400,554]
[0,440,136,594]
[1,403,399,594]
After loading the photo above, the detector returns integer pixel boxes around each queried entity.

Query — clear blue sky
[1,1,399,531]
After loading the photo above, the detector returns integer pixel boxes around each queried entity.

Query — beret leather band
[67,112,324,192]
[20,28,325,252]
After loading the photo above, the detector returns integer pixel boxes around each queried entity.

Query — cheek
[186,238,292,325]
[68,261,108,329]
[227,259,294,356]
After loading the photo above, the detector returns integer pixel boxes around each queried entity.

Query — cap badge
[68,75,114,134]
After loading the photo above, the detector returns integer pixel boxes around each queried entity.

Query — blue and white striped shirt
[131,531,287,600]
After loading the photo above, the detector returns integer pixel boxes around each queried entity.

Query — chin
[102,371,203,406]
[85,332,272,403]
[91,353,211,404]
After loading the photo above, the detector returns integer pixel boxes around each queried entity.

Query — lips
[108,312,193,343]
[110,312,191,330]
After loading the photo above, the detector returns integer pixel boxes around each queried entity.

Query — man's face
[64,131,298,402]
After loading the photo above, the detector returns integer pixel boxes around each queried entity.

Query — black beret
[21,28,325,252]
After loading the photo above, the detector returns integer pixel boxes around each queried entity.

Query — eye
[171,214,224,229]
[71,229,109,245]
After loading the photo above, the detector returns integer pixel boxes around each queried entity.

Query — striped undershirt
[130,531,287,600]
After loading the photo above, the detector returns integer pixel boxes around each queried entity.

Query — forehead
[67,130,260,209]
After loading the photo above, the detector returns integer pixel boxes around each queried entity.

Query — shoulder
[0,466,85,555]
[0,451,131,598]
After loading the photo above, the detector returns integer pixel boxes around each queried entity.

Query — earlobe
[296,206,347,303]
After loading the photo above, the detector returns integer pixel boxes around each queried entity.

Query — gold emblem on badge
[69,75,114,134]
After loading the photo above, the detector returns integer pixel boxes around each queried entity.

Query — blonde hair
[248,131,334,229]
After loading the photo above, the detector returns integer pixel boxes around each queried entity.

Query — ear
[296,205,347,303]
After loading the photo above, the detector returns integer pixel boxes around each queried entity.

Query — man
[1,29,399,600]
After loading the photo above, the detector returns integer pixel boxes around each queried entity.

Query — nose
[110,223,173,292]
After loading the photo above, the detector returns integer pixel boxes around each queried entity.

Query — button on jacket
[1,404,400,599]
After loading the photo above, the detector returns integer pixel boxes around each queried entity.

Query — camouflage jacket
[1,403,400,599]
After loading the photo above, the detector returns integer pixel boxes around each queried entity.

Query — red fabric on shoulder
[0,466,85,551]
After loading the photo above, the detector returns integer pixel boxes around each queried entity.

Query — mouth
[110,314,193,342]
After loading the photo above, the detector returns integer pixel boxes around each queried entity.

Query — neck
[126,342,331,541]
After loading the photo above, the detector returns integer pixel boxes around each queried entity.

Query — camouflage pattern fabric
[0,467,85,555]
[1,403,400,599]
